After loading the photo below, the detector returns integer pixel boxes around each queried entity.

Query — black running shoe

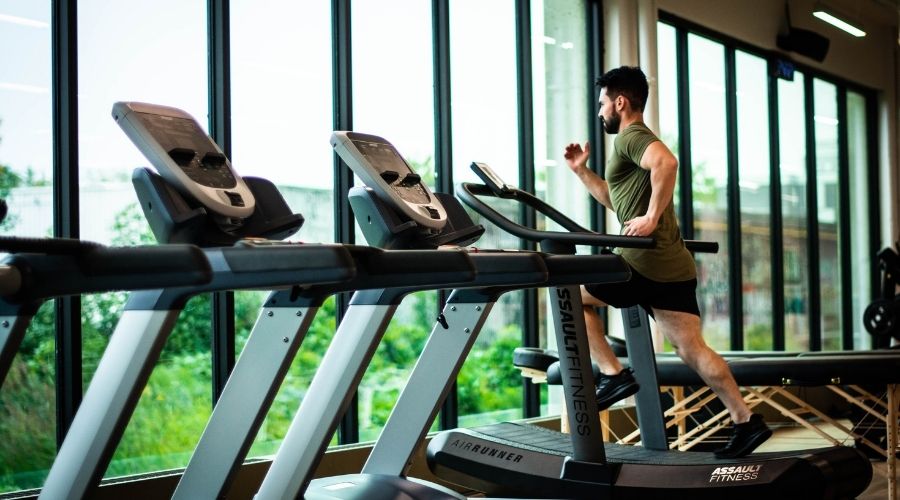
[595,368,640,411]
[714,414,773,459]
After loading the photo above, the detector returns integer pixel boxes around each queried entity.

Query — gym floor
[755,421,894,499]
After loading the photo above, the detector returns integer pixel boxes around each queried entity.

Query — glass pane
[352,0,437,441]
[531,0,589,417]
[228,0,338,456]
[688,34,729,350]
[451,0,526,425]
[77,0,211,479]
[813,79,840,350]
[846,91,871,350]
[735,51,772,350]
[0,1,54,491]
[778,72,809,351]
[657,22,680,214]
[230,0,334,242]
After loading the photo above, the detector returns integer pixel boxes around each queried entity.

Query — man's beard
[601,111,621,134]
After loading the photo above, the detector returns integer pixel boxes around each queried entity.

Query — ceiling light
[812,4,866,37]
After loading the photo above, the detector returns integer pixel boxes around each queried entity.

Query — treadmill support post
[621,305,667,450]
[363,291,494,475]
[548,285,607,464]
[0,310,36,389]
[173,298,320,500]
[256,298,399,499]
[40,307,182,500]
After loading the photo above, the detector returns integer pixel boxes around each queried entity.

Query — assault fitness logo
[709,464,762,483]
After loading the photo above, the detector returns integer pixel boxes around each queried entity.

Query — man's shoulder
[620,122,657,140]
[614,123,658,153]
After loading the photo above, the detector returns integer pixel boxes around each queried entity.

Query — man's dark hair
[596,66,649,112]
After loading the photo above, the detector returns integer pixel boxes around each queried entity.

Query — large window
[351,0,440,442]
[778,73,810,351]
[846,91,871,349]
[813,79,841,350]
[229,0,337,457]
[77,0,211,479]
[657,17,877,352]
[687,34,729,350]
[450,0,526,426]
[657,23,680,211]
[735,50,773,349]
[0,2,53,491]
[532,0,591,414]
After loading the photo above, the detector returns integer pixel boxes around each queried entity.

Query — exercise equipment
[0,235,212,390]
[239,132,640,499]
[864,242,900,342]
[37,103,478,500]
[421,163,874,499]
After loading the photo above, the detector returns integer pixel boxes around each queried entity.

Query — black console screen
[135,112,237,189]
[352,139,430,205]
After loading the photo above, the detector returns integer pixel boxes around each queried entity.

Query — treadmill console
[331,131,447,231]
[113,102,255,223]
[471,162,514,196]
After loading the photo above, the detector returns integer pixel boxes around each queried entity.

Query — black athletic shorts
[583,266,700,317]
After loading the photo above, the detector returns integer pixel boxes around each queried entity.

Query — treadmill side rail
[363,296,494,475]
[39,309,182,500]
[173,302,320,500]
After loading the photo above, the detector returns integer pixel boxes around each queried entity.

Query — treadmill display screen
[134,111,238,189]
[352,138,430,205]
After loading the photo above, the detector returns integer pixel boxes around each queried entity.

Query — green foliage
[0,164,22,230]
[457,325,523,416]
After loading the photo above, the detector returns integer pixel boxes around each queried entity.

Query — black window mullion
[724,47,742,350]
[866,92,883,349]
[432,0,460,429]
[332,0,359,444]
[836,87,853,350]
[588,0,605,237]
[51,0,81,446]
[515,0,539,419]
[207,0,235,405]
[675,28,693,239]
[804,76,822,351]
[768,62,785,351]
[586,0,608,394]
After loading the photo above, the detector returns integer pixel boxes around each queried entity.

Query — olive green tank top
[607,122,696,282]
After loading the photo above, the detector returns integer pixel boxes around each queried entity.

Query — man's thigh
[651,308,702,348]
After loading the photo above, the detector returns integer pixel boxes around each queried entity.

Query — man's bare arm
[564,142,614,211]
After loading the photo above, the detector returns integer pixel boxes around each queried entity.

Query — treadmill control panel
[331,131,447,230]
[113,101,255,220]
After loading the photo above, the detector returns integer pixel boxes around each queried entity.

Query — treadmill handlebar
[458,183,654,249]
[1,242,212,302]
[0,235,103,255]
[458,183,719,255]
